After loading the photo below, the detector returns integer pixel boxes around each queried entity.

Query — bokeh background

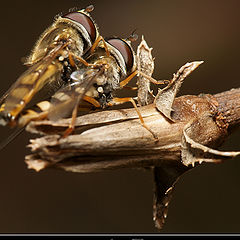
[0,0,240,233]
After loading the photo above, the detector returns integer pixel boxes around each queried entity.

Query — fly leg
[137,71,169,85]
[68,50,108,68]
[62,99,79,138]
[62,95,101,138]
[122,86,138,91]
[114,71,170,140]
[83,95,101,108]
[90,36,110,56]
[108,97,158,140]
[120,70,169,88]
[68,36,110,68]
[68,52,95,68]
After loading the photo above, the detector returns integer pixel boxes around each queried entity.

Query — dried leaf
[136,36,155,106]
[153,162,189,229]
[154,61,204,120]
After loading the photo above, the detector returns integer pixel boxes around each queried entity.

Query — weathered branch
[24,87,240,230]
[25,88,240,171]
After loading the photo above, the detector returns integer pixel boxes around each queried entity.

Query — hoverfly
[18,34,167,138]
[0,5,107,128]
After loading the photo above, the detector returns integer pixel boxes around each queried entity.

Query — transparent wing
[48,67,102,121]
[0,43,66,121]
[0,127,25,151]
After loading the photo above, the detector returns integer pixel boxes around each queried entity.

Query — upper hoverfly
[0,5,107,127]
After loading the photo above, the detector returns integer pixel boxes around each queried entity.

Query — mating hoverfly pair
[0,5,165,143]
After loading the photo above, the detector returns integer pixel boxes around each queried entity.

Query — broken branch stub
[181,112,240,167]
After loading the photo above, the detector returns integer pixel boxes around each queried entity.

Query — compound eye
[63,12,96,43]
[107,38,134,72]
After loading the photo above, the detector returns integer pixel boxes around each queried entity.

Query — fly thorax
[63,27,84,57]
[26,22,84,65]
[54,25,84,58]
[94,73,108,86]
[110,62,122,90]
[100,57,122,91]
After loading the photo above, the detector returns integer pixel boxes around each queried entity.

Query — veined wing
[48,67,103,121]
[0,43,67,125]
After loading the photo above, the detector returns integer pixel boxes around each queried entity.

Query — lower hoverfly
[18,35,167,138]
[0,5,107,127]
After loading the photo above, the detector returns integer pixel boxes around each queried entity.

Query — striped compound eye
[63,10,97,43]
[106,38,134,73]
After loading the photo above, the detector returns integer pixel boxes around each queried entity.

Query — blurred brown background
[0,0,240,233]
